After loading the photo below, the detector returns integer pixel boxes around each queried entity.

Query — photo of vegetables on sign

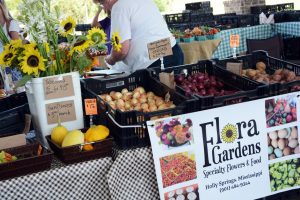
[160,152,197,188]
[265,96,297,128]
[155,118,193,148]
[268,126,299,160]
[269,158,300,192]
[164,184,199,200]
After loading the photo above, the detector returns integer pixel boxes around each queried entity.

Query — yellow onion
[116,99,125,108]
[158,104,167,110]
[148,99,156,105]
[121,88,129,94]
[124,102,131,110]
[134,104,141,111]
[146,91,155,98]
[139,96,147,104]
[133,91,140,99]
[109,101,116,109]
[109,91,115,97]
[149,105,158,112]
[156,99,164,107]
[131,98,139,106]
[113,92,122,100]
[134,87,145,94]
[105,95,113,102]
[141,103,149,110]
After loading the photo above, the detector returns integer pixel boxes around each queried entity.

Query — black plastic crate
[168,23,190,32]
[286,11,300,22]
[238,15,255,27]
[0,92,28,113]
[190,13,214,23]
[284,36,300,60]
[276,3,294,12]
[215,51,300,95]
[214,13,236,24]
[185,1,210,10]
[251,3,294,14]
[149,60,263,111]
[81,70,194,149]
[0,104,30,137]
[220,16,239,28]
[165,13,191,24]
[189,7,213,14]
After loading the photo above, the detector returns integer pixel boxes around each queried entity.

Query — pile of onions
[99,87,176,112]
[175,72,238,97]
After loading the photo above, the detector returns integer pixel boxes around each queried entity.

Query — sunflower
[59,16,76,37]
[0,47,17,66]
[69,38,93,55]
[221,124,238,143]
[9,39,24,50]
[111,32,122,52]
[87,28,107,44]
[19,47,46,76]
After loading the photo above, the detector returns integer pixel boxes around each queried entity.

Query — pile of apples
[99,87,176,112]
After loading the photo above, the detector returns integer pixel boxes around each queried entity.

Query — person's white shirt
[111,0,176,72]
[0,19,20,53]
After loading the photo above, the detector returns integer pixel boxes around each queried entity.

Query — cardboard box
[0,134,26,149]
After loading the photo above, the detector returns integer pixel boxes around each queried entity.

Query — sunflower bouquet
[0,0,121,87]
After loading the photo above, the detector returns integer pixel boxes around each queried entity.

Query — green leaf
[15,75,32,88]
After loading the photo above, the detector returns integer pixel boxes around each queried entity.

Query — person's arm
[105,39,130,65]
[8,20,20,40]
[91,6,102,28]
[9,31,20,40]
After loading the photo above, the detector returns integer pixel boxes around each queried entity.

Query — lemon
[51,125,68,146]
[62,130,84,147]
[85,125,109,142]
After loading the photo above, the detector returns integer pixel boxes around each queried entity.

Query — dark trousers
[148,43,184,68]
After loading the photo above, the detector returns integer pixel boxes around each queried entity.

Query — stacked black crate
[185,1,214,28]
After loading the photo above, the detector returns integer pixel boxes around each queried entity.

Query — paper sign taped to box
[0,134,26,149]
[43,75,75,100]
[46,100,76,124]
[147,38,173,60]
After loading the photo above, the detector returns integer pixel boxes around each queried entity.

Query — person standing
[92,0,112,53]
[100,0,184,73]
[0,0,21,91]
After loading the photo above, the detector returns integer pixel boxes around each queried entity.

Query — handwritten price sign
[84,99,98,115]
[230,34,240,48]
[147,38,173,60]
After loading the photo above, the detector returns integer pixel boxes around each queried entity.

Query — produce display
[242,62,300,84]
[265,97,297,127]
[160,153,197,188]
[99,87,176,112]
[269,159,300,192]
[50,122,110,150]
[155,118,193,147]
[268,126,299,160]
[0,151,17,163]
[175,72,238,97]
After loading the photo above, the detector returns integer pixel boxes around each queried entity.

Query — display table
[0,157,112,200]
[179,39,221,64]
[108,147,159,200]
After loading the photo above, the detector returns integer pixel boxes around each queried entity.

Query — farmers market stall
[2,20,300,200]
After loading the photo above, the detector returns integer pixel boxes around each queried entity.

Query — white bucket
[25,72,84,145]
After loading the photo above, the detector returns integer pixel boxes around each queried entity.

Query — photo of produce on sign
[147,92,300,200]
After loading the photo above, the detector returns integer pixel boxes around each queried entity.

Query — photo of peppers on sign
[269,158,300,192]
[265,95,297,128]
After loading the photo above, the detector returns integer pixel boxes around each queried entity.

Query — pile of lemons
[51,123,109,151]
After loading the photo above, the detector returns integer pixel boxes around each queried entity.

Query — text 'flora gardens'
[200,117,261,169]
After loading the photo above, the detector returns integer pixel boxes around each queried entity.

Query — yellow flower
[87,28,107,44]
[25,42,38,50]
[9,39,24,50]
[221,124,238,143]
[0,46,17,67]
[111,32,122,52]
[43,42,50,54]
[60,16,76,37]
[19,47,46,76]
[69,38,93,55]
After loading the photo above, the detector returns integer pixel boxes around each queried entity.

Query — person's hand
[105,55,116,65]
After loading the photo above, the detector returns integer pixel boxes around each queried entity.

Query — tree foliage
[7,0,170,23]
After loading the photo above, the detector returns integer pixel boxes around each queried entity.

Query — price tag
[230,34,240,48]
[147,38,173,60]
[85,99,98,115]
